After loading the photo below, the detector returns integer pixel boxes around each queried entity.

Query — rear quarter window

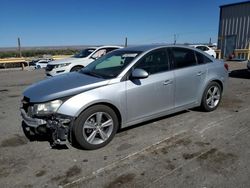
[195,51,212,64]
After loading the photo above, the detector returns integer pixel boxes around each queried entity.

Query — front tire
[36,65,41,69]
[200,82,222,112]
[73,105,118,150]
[70,66,83,72]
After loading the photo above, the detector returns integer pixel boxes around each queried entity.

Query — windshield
[80,50,142,79]
[73,48,96,58]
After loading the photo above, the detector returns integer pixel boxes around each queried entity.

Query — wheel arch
[70,65,84,72]
[199,79,223,111]
[78,102,122,130]
[198,79,224,106]
[209,79,223,93]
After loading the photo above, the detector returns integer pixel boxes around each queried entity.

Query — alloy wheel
[206,86,221,108]
[82,112,114,145]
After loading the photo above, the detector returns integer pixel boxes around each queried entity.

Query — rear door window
[171,48,197,69]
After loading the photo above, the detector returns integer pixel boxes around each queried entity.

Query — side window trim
[167,48,175,70]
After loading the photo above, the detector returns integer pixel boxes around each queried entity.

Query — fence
[0,55,71,69]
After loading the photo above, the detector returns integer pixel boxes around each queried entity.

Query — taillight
[224,63,229,71]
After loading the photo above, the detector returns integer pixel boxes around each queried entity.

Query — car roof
[37,59,49,63]
[118,44,198,53]
[96,45,123,49]
[190,45,208,48]
[81,46,123,50]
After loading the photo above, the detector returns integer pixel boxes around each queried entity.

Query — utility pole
[18,37,25,70]
[125,37,128,47]
[18,37,22,57]
[174,34,176,45]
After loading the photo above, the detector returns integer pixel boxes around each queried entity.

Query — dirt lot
[0,61,250,188]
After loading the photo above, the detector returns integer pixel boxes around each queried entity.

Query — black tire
[73,105,118,150]
[200,82,222,112]
[70,66,83,72]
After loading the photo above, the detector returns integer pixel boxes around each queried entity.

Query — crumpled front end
[20,96,74,147]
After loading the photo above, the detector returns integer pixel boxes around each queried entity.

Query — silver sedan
[21,45,229,150]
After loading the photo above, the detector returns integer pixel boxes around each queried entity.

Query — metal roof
[220,1,250,8]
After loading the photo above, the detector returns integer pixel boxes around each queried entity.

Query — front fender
[57,82,126,122]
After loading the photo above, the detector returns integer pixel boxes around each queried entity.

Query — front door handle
[163,80,173,85]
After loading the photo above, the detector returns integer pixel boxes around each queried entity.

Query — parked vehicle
[21,45,228,150]
[35,59,51,69]
[191,45,216,58]
[247,60,250,72]
[45,46,122,76]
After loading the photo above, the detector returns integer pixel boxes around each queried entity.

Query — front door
[125,48,174,123]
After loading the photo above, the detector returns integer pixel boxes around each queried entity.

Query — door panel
[170,47,207,108]
[126,71,174,123]
[174,64,207,107]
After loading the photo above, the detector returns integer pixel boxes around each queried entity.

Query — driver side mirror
[131,68,149,79]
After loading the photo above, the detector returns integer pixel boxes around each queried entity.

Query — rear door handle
[197,71,205,76]
[163,80,173,85]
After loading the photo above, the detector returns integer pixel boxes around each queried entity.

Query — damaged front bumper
[21,108,74,147]
[21,109,47,128]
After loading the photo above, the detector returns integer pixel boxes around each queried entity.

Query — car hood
[23,72,109,103]
[48,57,88,65]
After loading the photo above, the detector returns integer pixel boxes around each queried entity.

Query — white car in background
[46,46,122,77]
[191,45,216,58]
[35,59,52,69]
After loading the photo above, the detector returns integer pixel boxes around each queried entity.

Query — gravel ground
[0,61,249,188]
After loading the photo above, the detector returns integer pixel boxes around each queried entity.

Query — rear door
[170,47,208,108]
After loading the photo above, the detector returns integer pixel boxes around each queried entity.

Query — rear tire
[73,105,118,150]
[70,66,83,72]
[200,82,222,112]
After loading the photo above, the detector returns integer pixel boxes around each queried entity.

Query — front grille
[46,64,55,71]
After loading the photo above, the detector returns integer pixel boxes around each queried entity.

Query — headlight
[33,100,63,115]
[54,63,71,68]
